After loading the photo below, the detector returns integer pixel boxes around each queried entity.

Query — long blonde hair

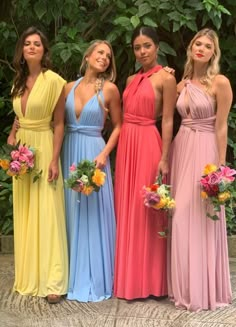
[183,28,221,88]
[80,40,116,112]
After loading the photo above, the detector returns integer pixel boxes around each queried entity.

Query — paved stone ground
[0,255,236,327]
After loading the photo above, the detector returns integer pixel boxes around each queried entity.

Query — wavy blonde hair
[80,40,117,112]
[183,28,221,89]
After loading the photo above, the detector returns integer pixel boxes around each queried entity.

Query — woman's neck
[27,63,42,78]
[142,62,158,73]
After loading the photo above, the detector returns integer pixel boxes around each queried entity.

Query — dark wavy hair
[11,26,51,98]
[131,26,159,47]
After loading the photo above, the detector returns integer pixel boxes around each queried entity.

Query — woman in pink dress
[168,28,233,311]
[114,26,176,299]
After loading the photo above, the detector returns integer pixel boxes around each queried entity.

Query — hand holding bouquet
[0,141,42,182]
[142,175,175,211]
[65,159,106,196]
[200,163,236,220]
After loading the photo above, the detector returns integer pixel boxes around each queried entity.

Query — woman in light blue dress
[61,40,121,302]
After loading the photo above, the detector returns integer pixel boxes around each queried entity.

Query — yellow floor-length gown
[12,70,68,297]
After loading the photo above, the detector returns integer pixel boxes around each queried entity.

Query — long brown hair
[11,26,51,98]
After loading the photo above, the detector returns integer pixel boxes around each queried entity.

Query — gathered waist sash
[66,124,102,137]
[181,116,215,133]
[19,116,51,131]
[123,113,156,126]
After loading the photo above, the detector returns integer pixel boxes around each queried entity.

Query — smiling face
[23,33,44,65]
[87,43,111,73]
[191,35,215,64]
[133,34,158,70]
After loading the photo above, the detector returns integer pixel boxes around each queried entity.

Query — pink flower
[9,160,21,173]
[11,150,20,160]
[208,172,222,185]
[220,166,236,183]
[70,163,76,172]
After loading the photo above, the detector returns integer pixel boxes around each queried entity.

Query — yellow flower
[0,159,10,170]
[218,191,231,203]
[201,191,208,199]
[167,198,176,209]
[153,197,168,209]
[92,169,106,187]
[203,163,217,175]
[82,186,94,196]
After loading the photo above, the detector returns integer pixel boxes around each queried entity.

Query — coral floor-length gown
[114,65,168,299]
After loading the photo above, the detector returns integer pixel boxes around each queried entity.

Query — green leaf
[142,17,158,27]
[114,16,131,27]
[130,15,140,28]
[60,49,72,63]
[138,3,152,17]
[159,41,176,56]
[34,2,47,20]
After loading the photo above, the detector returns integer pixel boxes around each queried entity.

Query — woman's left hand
[48,160,59,182]
[94,152,107,169]
[157,159,169,177]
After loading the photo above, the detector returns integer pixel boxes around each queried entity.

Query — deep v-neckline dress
[61,77,116,302]
[168,80,232,311]
[12,70,68,296]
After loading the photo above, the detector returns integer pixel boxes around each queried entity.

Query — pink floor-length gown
[114,65,168,299]
[168,80,232,311]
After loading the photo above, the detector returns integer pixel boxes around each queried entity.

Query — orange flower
[218,191,231,203]
[201,191,208,199]
[0,159,10,170]
[92,169,106,187]
[82,186,94,196]
[203,163,217,175]
[19,164,28,175]
[6,170,15,176]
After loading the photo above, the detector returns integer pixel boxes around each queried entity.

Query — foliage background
[0,0,236,235]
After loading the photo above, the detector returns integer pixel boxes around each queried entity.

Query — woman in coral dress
[62,40,121,302]
[7,27,68,303]
[114,26,176,299]
[168,28,232,311]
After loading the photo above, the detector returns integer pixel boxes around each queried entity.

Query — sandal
[47,294,61,304]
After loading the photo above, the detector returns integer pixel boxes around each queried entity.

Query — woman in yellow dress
[7,26,68,303]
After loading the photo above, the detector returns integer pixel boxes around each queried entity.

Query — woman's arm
[214,75,233,165]
[158,73,177,176]
[7,117,18,145]
[48,88,65,182]
[94,82,122,169]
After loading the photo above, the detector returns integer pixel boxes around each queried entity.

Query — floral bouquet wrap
[142,175,175,211]
[0,141,42,182]
[65,159,106,196]
[200,163,236,220]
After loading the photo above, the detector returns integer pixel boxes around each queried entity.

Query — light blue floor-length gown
[61,78,116,302]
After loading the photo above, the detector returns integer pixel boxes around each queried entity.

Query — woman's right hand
[7,134,16,145]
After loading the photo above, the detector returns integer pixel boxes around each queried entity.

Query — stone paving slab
[0,255,236,327]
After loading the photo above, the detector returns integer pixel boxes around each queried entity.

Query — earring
[20,58,25,65]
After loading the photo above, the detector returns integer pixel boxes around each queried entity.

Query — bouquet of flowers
[142,175,175,211]
[65,159,106,196]
[0,141,42,182]
[200,163,236,220]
